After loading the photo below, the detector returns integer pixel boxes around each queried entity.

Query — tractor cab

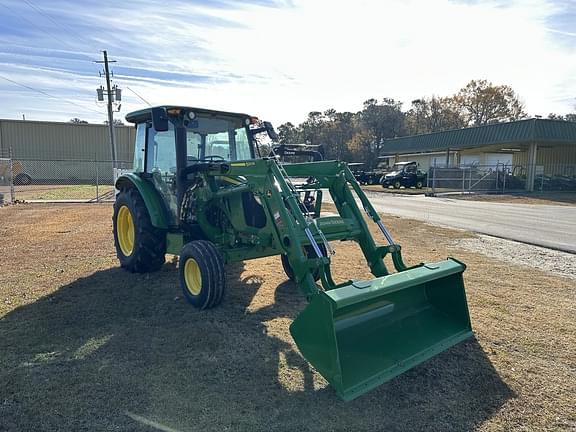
[125,106,277,225]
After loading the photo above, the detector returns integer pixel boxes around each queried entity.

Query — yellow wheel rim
[184,258,202,296]
[117,205,135,256]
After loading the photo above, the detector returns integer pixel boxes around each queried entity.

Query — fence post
[9,147,15,204]
[431,165,436,195]
[461,168,465,194]
[95,156,100,202]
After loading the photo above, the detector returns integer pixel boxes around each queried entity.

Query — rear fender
[115,173,169,229]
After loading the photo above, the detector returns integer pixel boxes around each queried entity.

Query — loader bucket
[290,258,472,401]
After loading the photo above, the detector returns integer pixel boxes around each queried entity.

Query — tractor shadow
[0,261,514,432]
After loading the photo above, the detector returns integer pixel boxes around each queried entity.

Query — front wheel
[113,188,166,272]
[179,240,226,309]
[393,180,402,189]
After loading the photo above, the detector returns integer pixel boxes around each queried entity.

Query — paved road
[360,192,576,253]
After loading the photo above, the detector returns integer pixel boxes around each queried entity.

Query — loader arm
[178,158,472,400]
[183,159,399,297]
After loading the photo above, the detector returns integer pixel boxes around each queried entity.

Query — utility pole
[95,50,121,181]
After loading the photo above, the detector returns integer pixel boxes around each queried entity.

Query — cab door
[146,122,179,226]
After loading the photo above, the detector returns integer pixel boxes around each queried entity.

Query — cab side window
[132,123,146,173]
[147,122,176,176]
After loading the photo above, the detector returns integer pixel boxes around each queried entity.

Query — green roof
[382,118,576,154]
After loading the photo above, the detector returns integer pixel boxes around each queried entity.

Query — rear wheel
[281,243,327,282]
[113,188,166,272]
[415,180,424,189]
[179,240,226,309]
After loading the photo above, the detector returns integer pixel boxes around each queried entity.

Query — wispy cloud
[0,0,574,124]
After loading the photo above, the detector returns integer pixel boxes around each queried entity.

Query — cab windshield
[186,116,252,162]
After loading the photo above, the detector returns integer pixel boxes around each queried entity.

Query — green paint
[166,232,184,255]
[117,106,473,401]
[116,173,168,229]
[290,259,472,401]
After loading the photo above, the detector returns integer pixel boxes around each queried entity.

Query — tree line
[276,79,575,167]
[69,118,124,125]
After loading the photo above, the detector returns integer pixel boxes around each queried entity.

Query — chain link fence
[0,153,132,203]
[2,155,575,204]
[428,163,576,194]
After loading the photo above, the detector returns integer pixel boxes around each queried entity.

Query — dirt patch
[362,185,426,195]
[451,192,576,206]
[0,204,574,431]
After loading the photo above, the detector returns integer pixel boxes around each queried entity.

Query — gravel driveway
[454,234,576,280]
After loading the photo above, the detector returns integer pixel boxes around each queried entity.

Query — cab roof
[125,105,253,124]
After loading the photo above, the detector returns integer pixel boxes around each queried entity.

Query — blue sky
[0,0,575,125]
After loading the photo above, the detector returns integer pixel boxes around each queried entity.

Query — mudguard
[115,173,169,229]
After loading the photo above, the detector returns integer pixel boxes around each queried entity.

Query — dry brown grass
[7,184,114,201]
[0,203,574,431]
[362,185,427,194]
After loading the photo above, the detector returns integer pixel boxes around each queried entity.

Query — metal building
[0,119,136,183]
[382,118,576,192]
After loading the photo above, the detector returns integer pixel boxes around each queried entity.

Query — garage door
[460,154,481,166]
[485,153,512,166]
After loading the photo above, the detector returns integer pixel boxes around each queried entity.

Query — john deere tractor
[113,106,472,401]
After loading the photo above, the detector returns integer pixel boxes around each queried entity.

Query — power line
[0,74,105,115]
[126,86,152,106]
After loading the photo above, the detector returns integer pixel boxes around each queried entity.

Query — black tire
[179,240,225,309]
[113,188,166,273]
[14,173,32,185]
[393,180,402,189]
[281,243,327,282]
[415,180,424,189]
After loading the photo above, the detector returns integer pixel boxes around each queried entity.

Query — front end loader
[113,106,473,400]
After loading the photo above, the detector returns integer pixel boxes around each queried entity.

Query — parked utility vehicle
[381,161,426,189]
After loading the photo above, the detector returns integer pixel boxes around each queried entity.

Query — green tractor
[113,106,473,401]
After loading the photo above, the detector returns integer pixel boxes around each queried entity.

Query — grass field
[0,204,574,431]
[5,184,115,201]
